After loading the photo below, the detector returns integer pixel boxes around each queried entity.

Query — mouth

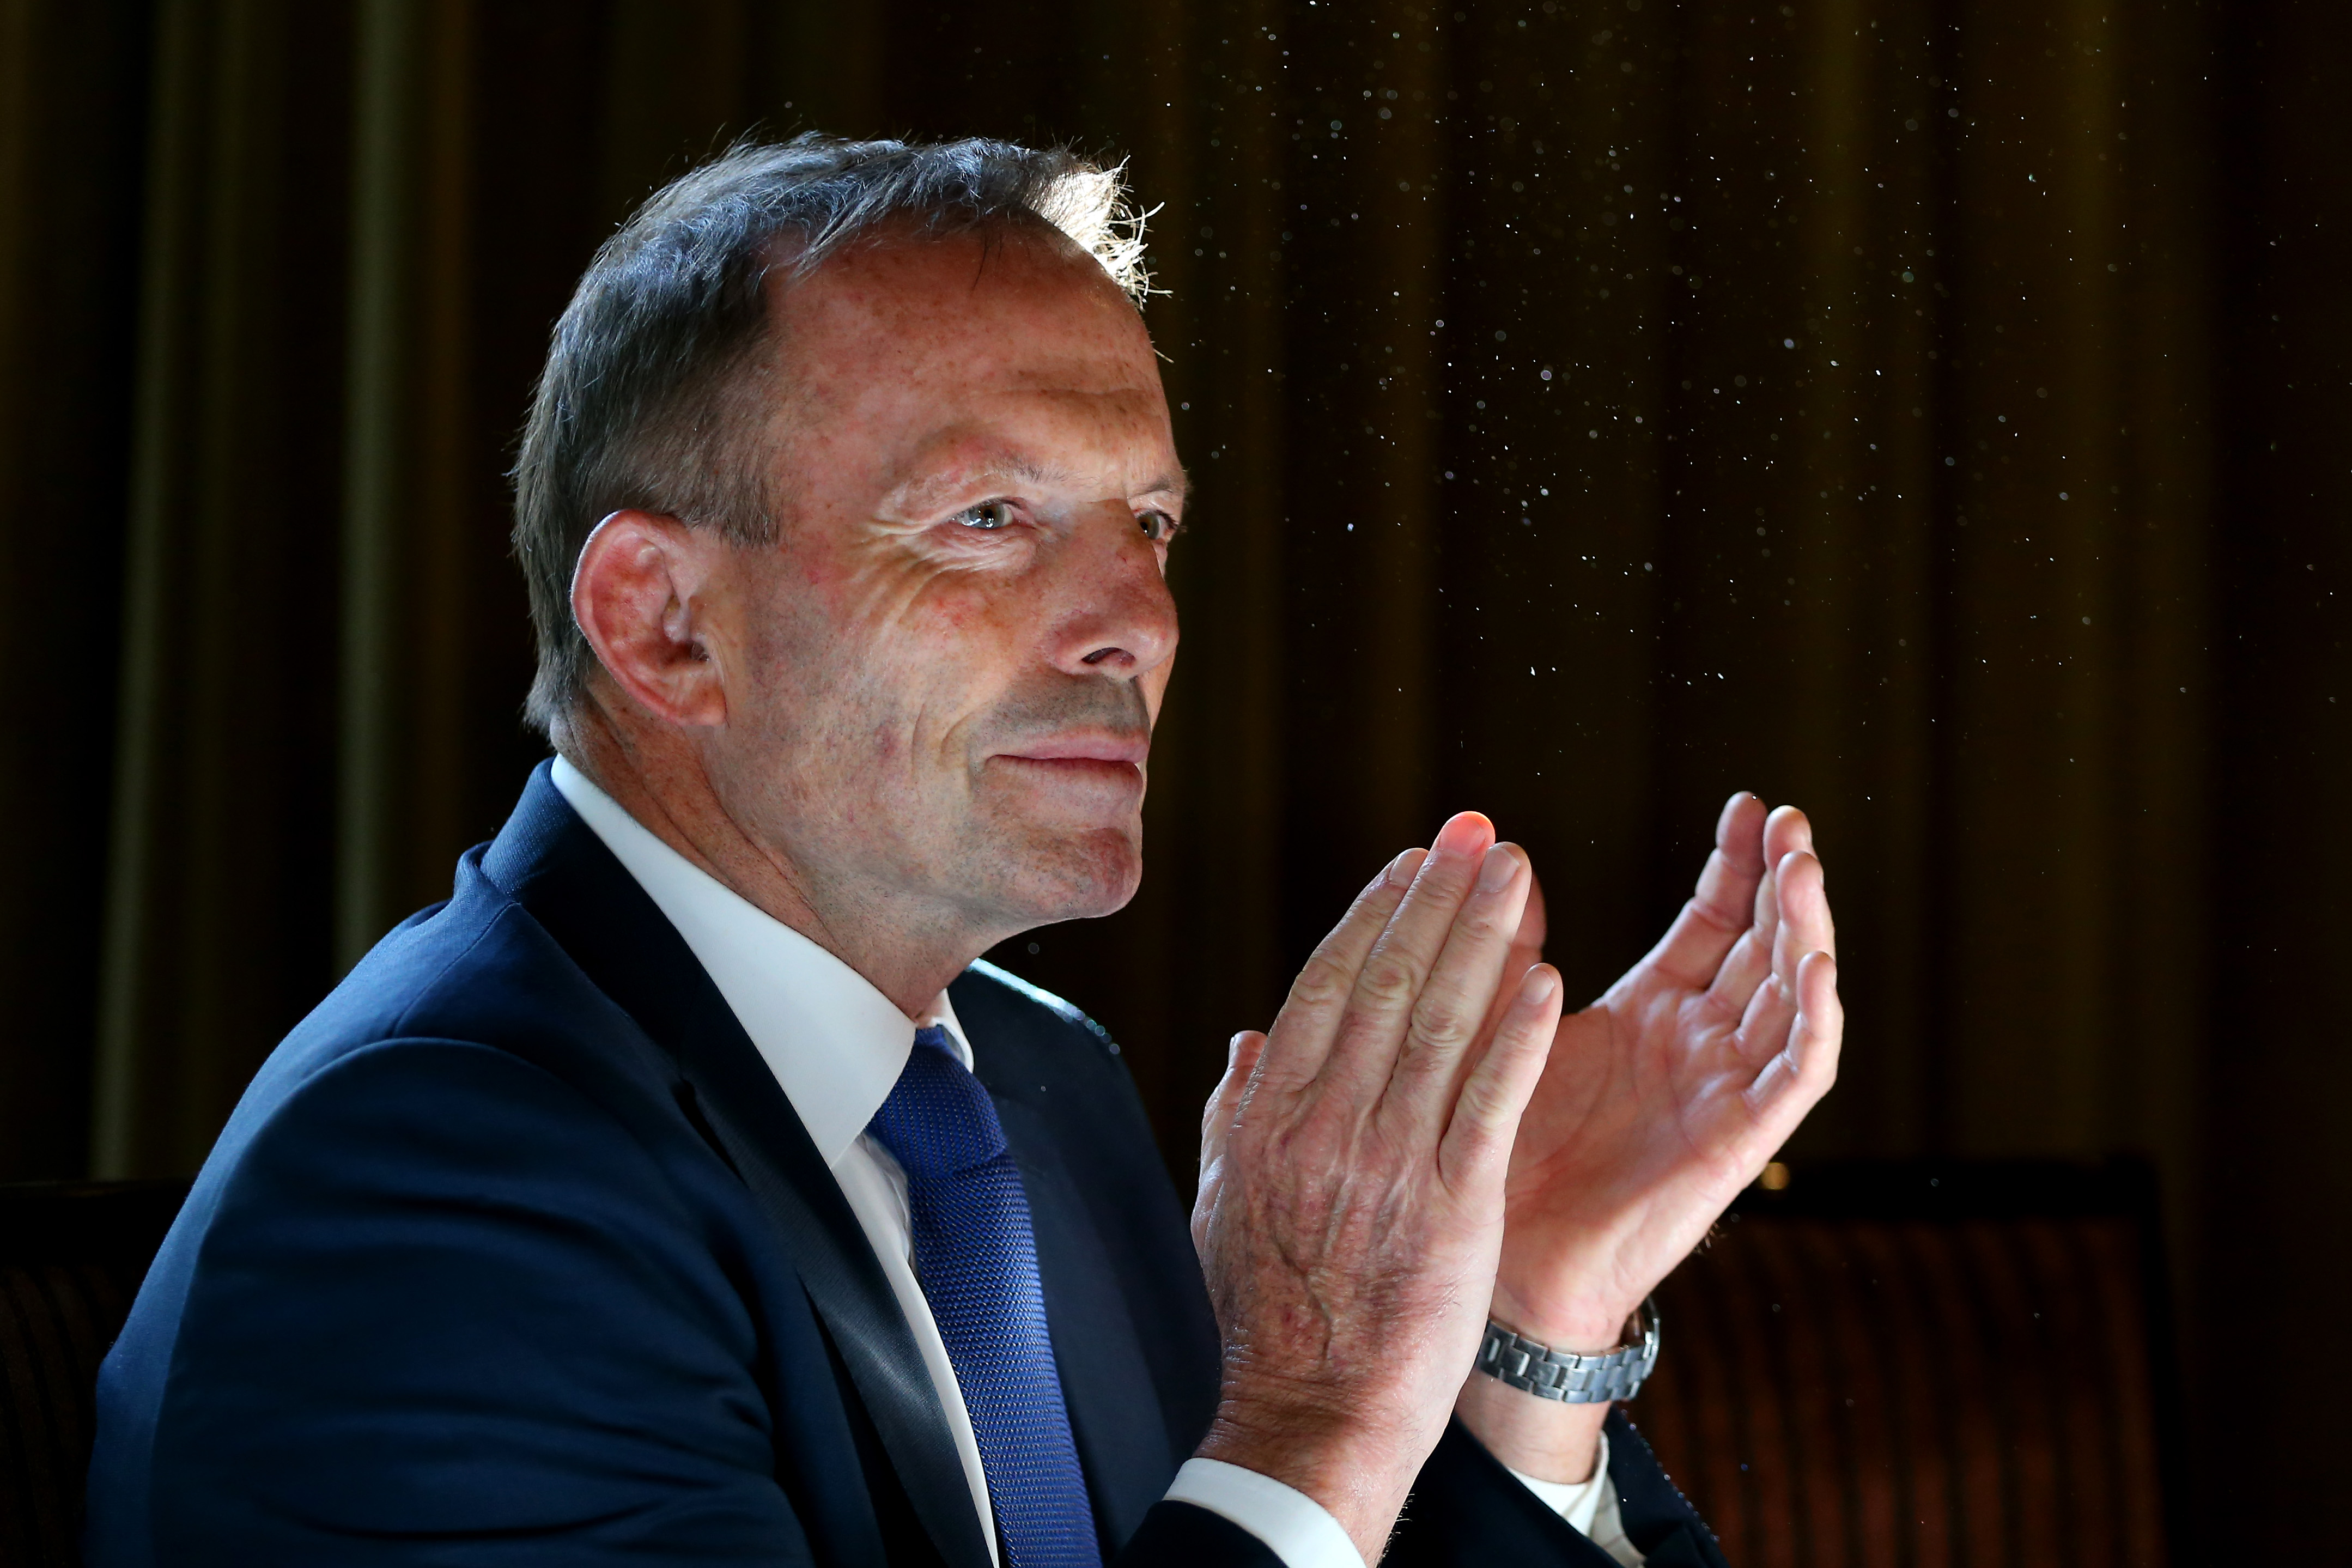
[996,732,1151,767]
[989,732,1151,794]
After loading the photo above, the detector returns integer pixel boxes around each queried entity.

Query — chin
[990,823,1143,927]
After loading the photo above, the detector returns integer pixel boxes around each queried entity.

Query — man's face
[700,226,1183,946]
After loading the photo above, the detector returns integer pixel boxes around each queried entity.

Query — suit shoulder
[953,959,1123,1060]
[207,869,681,1228]
[283,865,634,1081]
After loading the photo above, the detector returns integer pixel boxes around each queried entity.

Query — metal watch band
[1473,1298,1661,1404]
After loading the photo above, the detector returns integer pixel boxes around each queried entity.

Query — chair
[1630,1160,2181,1568]
[0,1182,186,1567]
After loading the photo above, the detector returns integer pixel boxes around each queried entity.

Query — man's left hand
[1494,792,1842,1352]
[1455,793,1840,1485]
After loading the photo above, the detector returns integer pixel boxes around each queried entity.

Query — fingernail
[1523,967,1560,1005]
[1384,848,1424,888]
[1477,843,1518,892]
[1433,811,1490,860]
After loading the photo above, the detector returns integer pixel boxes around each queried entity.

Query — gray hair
[510,133,1151,735]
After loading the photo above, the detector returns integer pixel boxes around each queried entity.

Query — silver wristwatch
[1473,1298,1661,1403]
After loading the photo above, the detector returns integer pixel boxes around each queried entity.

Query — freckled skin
[565,226,1184,1014]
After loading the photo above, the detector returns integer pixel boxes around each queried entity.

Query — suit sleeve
[1105,1417,1725,1568]
[1384,1414,1730,1568]
[1112,1502,1289,1567]
[147,1038,820,1566]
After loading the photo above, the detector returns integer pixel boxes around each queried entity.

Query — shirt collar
[550,757,971,1168]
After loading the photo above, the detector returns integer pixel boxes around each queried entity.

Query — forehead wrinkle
[881,395,1174,512]
[883,448,1072,516]
[770,237,1175,522]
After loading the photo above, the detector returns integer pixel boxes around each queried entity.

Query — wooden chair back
[1633,1160,2179,1568]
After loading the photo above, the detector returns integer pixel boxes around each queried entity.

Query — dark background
[1,0,2342,1557]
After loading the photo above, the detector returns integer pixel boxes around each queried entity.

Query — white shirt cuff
[1163,1457,1368,1568]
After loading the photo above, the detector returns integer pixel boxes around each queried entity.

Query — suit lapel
[681,1061,995,1568]
[485,766,994,1568]
[1605,1411,1730,1566]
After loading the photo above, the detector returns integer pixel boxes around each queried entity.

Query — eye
[1137,508,1181,544]
[950,499,1019,530]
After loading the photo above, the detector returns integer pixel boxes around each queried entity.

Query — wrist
[1455,1370,1609,1485]
[1196,1382,1419,1564]
[1488,1277,1644,1351]
[1457,1289,1657,1484]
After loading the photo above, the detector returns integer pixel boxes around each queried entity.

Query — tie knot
[866,1026,1008,1179]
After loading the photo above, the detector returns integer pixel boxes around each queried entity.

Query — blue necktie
[866,1026,1099,1567]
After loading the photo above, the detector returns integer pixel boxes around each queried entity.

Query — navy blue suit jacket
[87,765,1725,1567]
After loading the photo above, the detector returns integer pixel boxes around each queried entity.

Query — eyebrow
[889,449,1192,512]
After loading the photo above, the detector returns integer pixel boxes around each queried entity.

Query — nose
[1044,501,1179,680]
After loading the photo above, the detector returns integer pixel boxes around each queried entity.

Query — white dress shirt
[1509,1435,1642,1565]
[551,759,1637,1568]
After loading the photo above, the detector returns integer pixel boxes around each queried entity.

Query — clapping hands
[1187,795,1842,1546]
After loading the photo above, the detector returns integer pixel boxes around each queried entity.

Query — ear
[570,509,730,728]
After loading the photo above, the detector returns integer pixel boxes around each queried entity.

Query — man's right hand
[1189,812,1563,1563]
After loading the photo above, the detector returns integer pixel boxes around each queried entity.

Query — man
[88,136,1839,1567]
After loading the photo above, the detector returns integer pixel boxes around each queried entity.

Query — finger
[1773,841,1837,967]
[1199,1029,1268,1171]
[1761,804,1817,883]
[1316,812,1499,1091]
[1439,963,1563,1188]
[1706,842,1784,1016]
[1380,841,1538,1125]
[1734,948,1797,1064]
[1643,792,1767,988]
[1735,849,1837,1055]
[1746,949,1843,1126]
[1507,859,1548,974]
[1479,856,1549,1045]
[1193,1030,1267,1253]
[1698,792,1772,909]
[1256,848,1425,1088]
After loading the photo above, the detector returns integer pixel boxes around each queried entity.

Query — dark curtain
[1,0,2343,1555]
